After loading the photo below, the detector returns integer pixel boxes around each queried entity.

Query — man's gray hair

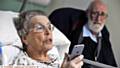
[86,0,107,13]
[14,10,46,37]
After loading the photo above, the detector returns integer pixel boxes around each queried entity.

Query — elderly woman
[10,10,84,68]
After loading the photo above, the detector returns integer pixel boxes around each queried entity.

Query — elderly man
[68,0,118,67]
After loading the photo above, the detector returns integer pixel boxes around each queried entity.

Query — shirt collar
[83,24,102,43]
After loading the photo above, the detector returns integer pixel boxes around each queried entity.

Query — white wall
[104,0,120,66]
[47,0,120,67]
[46,0,92,15]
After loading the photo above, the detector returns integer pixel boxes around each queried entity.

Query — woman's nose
[44,28,51,35]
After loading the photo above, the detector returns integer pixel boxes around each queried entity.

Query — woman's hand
[61,53,84,68]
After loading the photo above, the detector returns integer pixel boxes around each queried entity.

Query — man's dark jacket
[49,8,117,67]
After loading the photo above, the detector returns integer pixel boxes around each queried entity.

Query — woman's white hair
[14,10,46,37]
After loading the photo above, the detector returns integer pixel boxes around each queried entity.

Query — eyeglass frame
[90,11,108,19]
[29,23,54,33]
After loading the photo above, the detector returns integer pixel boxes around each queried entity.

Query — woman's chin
[45,44,53,50]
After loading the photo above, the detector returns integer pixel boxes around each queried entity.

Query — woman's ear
[21,36,28,46]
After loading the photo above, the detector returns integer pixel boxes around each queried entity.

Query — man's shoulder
[101,26,110,39]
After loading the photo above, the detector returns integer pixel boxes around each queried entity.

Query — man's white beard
[88,20,105,33]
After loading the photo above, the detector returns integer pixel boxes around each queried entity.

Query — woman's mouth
[45,38,52,44]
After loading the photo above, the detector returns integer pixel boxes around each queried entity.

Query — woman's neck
[26,49,50,62]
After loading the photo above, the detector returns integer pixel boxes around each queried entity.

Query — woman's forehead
[30,15,50,25]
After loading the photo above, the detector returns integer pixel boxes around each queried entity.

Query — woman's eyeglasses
[30,23,54,33]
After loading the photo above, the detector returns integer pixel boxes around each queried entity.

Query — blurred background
[0,0,120,66]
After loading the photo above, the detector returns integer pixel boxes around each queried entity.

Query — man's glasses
[30,23,54,33]
[91,11,108,19]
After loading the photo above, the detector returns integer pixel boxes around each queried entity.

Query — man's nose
[95,14,101,22]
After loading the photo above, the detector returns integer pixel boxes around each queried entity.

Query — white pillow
[0,10,71,64]
[53,27,71,60]
[0,11,22,48]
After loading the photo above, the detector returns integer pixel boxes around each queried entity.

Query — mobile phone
[70,44,84,60]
